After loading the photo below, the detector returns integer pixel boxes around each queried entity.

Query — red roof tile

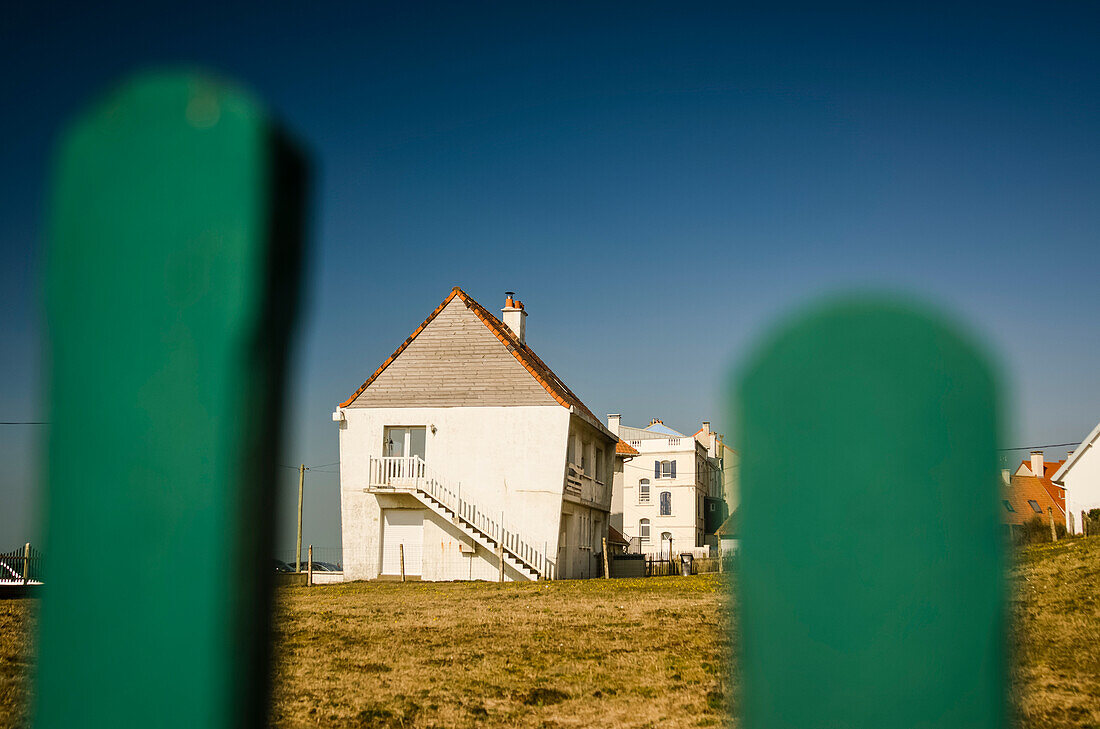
[1003,474,1064,524]
[1017,459,1067,513]
[615,439,640,456]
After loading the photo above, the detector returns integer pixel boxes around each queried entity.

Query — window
[383,426,426,459]
[639,479,651,503]
[660,491,672,516]
[1003,500,1015,513]
[1028,500,1042,514]
[639,519,651,544]
[567,436,576,464]
[708,502,716,513]
[660,531,672,543]
[595,447,605,482]
[655,460,676,479]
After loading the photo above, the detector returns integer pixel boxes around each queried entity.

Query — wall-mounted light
[430,424,437,434]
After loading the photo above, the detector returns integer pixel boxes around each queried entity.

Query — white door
[382,509,423,576]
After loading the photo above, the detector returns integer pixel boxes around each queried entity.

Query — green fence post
[736,295,1006,729]
[36,71,307,729]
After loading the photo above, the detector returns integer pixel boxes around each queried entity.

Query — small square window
[1028,500,1042,514]
[1002,500,1015,513]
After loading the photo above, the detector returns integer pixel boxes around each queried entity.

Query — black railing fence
[1,544,44,583]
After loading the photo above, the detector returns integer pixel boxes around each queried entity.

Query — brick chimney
[502,291,527,344]
[1030,450,1044,478]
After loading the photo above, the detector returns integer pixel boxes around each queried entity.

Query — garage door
[382,509,423,576]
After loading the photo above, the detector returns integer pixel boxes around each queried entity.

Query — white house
[1052,421,1100,534]
[334,288,619,581]
[608,417,726,556]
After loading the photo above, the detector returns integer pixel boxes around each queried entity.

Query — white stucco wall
[1062,444,1100,534]
[616,440,707,554]
[338,405,572,580]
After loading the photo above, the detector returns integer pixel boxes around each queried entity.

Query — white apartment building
[608,417,726,555]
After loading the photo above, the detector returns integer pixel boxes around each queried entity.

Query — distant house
[1013,450,1067,518]
[1002,470,1063,535]
[1052,422,1100,534]
[607,417,726,555]
[715,510,739,554]
[334,288,617,581]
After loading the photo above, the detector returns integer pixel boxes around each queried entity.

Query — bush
[1015,515,1067,545]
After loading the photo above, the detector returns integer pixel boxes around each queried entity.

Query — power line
[997,442,1079,452]
[278,461,340,471]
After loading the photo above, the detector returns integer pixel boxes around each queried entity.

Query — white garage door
[382,509,423,576]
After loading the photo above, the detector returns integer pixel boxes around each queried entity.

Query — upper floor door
[383,426,426,460]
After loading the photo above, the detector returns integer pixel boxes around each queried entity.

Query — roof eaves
[456,290,609,431]
[338,287,461,408]
[1052,421,1100,484]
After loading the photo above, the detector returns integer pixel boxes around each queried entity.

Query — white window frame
[382,426,426,459]
[639,518,651,544]
[638,478,651,504]
[660,460,673,479]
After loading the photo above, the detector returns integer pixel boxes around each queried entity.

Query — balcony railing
[366,455,555,579]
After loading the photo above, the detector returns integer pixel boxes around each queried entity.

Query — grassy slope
[1011,538,1100,728]
[2,538,1098,728]
[270,575,731,728]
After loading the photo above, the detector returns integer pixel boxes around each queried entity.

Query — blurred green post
[36,72,307,728]
[736,296,1006,729]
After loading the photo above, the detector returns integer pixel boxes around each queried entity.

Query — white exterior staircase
[366,456,555,581]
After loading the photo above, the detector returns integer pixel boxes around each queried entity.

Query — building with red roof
[334,288,617,581]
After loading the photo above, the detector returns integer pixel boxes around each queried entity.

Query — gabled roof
[1004,475,1064,524]
[1018,459,1065,482]
[716,510,740,538]
[643,421,687,437]
[339,287,608,434]
[1015,458,1066,509]
[607,524,630,546]
[615,439,640,456]
[1052,421,1100,485]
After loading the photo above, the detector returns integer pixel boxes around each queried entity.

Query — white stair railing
[368,455,555,579]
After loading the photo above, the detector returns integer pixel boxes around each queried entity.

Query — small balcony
[367,455,429,491]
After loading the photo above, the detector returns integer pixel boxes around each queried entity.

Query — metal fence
[1,544,43,584]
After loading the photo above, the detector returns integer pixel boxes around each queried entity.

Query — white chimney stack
[1001,469,1010,486]
[501,291,527,345]
[1030,450,1044,478]
[607,414,621,434]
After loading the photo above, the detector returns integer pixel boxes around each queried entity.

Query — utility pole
[296,464,305,572]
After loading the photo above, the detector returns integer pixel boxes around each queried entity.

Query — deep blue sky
[3,3,1099,552]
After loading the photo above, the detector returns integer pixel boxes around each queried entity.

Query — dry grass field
[2,538,1098,728]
